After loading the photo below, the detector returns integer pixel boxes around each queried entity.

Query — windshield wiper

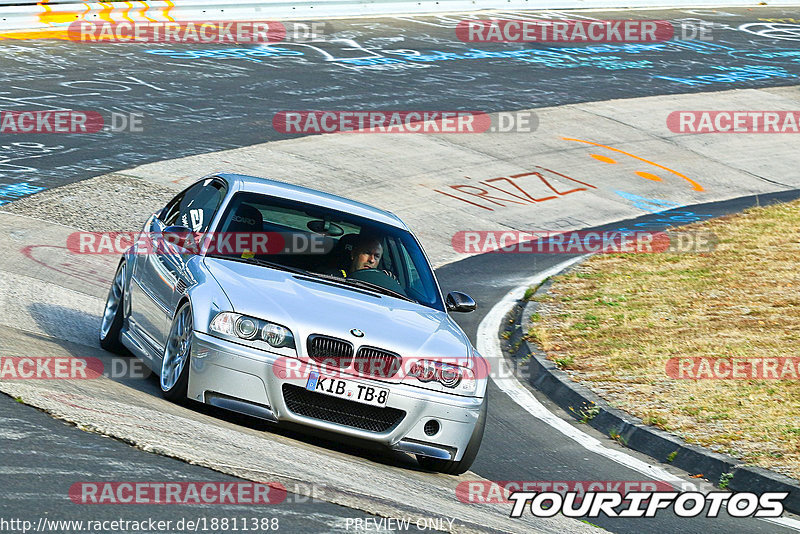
[206,254,311,276]
[291,269,416,303]
[341,278,416,303]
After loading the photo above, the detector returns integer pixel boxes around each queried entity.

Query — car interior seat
[322,233,360,275]
[225,203,263,233]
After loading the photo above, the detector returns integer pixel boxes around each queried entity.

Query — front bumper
[188,331,484,461]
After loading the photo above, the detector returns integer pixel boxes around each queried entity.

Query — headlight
[408,359,476,394]
[209,312,235,336]
[262,323,290,347]
[438,364,462,388]
[210,312,295,349]
[410,360,438,382]
[235,317,258,340]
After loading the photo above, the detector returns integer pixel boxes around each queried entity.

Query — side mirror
[163,225,192,235]
[446,291,477,313]
[161,225,195,254]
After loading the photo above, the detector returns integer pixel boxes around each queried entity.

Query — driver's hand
[382,269,398,281]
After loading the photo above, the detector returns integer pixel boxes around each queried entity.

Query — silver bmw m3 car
[99,173,487,474]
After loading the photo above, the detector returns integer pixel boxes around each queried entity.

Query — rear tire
[417,395,487,475]
[99,261,127,354]
[160,302,193,403]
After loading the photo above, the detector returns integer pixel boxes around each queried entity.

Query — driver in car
[328,233,406,296]
[349,235,383,273]
[344,234,399,284]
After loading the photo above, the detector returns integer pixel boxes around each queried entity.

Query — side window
[398,243,422,292]
[382,236,402,282]
[162,179,227,232]
[160,191,187,226]
[383,235,429,303]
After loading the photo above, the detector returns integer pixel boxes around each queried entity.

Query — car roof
[215,173,408,230]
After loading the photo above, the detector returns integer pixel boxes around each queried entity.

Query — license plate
[305,372,389,408]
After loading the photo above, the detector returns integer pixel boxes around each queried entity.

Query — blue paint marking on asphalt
[0,182,46,206]
[612,191,714,229]
[143,39,786,74]
[729,48,800,63]
[613,211,715,234]
[614,190,681,214]
[144,48,303,61]
[654,65,797,86]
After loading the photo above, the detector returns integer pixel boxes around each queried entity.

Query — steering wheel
[348,268,406,295]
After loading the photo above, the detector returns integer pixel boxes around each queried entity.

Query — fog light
[424,419,440,436]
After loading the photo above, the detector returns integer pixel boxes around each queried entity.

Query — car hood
[204,258,471,360]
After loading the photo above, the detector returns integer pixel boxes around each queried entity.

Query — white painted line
[763,517,800,531]
[476,255,800,530]
[476,255,689,485]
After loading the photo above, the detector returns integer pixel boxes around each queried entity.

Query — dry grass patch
[530,200,800,479]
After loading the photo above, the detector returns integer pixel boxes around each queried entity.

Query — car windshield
[209,191,444,310]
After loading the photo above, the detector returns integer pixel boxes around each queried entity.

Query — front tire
[99,261,127,354]
[160,302,193,402]
[417,395,487,475]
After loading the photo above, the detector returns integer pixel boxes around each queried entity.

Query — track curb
[501,231,800,516]
[4,1,799,33]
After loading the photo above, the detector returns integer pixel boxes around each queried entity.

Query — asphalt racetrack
[1,7,800,192]
[1,5,800,534]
